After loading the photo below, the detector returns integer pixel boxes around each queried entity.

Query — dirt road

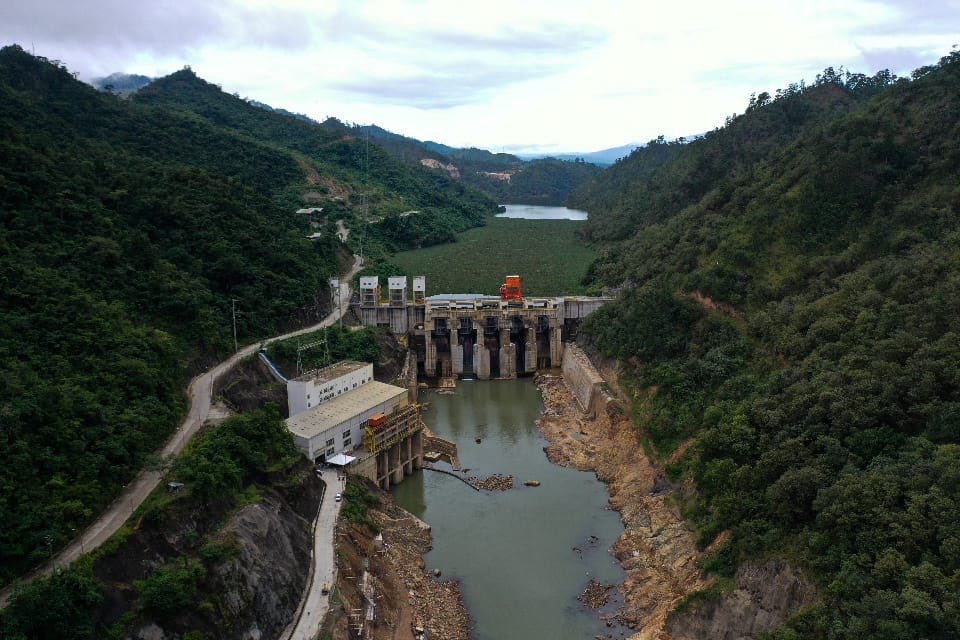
[0,256,363,606]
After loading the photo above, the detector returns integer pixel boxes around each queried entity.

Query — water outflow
[392,379,628,640]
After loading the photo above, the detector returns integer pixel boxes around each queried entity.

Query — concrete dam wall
[353,276,612,379]
[561,344,605,415]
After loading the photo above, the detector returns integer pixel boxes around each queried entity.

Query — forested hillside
[134,70,499,249]
[329,121,601,206]
[577,52,960,637]
[0,44,492,585]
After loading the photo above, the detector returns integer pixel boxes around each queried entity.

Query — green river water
[392,379,630,640]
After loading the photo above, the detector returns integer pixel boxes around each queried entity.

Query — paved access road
[283,470,346,640]
[0,256,363,606]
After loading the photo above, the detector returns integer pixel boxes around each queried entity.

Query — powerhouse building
[286,360,373,418]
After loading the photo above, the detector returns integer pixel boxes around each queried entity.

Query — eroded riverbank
[536,351,815,640]
[535,372,708,639]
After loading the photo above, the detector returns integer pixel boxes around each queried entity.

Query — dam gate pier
[353,276,612,379]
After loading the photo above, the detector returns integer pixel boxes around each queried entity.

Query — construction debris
[467,473,514,491]
[378,505,470,640]
[579,580,614,609]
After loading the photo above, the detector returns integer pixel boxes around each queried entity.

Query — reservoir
[496,204,588,220]
[392,379,627,640]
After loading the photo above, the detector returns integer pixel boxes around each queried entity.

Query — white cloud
[1,0,955,152]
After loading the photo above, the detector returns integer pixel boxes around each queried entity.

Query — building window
[343,437,352,448]
[307,402,311,407]
[326,438,335,447]
[327,446,335,456]
[342,430,351,438]
[307,393,311,399]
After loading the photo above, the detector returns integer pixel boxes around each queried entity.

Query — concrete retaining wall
[561,344,604,414]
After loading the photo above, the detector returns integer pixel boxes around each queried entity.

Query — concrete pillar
[406,351,419,403]
[550,326,563,366]
[476,344,490,380]
[403,437,413,475]
[451,344,464,376]
[425,332,437,376]
[412,431,423,469]
[390,444,404,485]
[499,328,515,379]
[379,450,390,490]
[391,308,408,333]
[526,327,538,373]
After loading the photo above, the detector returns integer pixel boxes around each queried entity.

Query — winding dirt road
[0,256,363,606]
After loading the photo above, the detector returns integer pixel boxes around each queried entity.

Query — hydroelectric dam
[351,275,613,379]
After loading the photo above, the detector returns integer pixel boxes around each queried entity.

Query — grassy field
[389,217,597,296]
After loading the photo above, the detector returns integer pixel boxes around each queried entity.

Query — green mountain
[132,69,499,250]
[0,43,493,584]
[576,54,960,637]
[328,121,602,206]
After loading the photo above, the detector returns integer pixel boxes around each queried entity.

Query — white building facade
[286,361,373,418]
[285,381,408,462]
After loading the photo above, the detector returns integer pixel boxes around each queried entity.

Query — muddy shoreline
[534,370,708,640]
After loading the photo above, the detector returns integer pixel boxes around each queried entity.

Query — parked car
[335,493,342,502]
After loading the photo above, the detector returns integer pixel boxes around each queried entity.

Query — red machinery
[367,413,388,432]
[499,274,523,303]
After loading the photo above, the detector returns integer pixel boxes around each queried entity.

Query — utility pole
[330,277,342,330]
[231,298,239,352]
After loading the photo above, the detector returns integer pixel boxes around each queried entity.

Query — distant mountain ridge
[517,142,642,165]
[90,71,153,94]
[88,68,599,205]
[327,120,602,206]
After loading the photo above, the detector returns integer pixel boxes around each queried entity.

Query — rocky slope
[92,464,323,640]
[536,364,814,639]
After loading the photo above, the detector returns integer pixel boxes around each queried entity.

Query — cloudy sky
[2,0,957,153]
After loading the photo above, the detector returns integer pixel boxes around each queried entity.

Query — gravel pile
[467,473,514,491]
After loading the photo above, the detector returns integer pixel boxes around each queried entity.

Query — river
[392,379,628,640]
[496,204,588,220]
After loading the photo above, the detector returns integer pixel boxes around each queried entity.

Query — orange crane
[499,274,523,303]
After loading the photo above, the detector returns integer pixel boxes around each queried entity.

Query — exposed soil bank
[536,372,708,639]
[326,489,470,640]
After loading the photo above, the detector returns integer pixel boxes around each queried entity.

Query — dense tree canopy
[0,44,493,584]
[578,50,960,637]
